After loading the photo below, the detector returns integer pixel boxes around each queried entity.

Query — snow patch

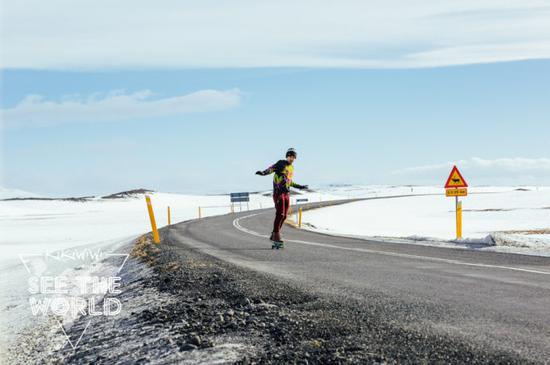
[300,186,550,256]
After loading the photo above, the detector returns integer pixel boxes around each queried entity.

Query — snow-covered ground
[300,186,550,256]
[0,187,340,354]
[1,192,248,265]
[0,190,345,264]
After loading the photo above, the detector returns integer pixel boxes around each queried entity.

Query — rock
[189,335,201,346]
[257,302,278,310]
[179,343,198,352]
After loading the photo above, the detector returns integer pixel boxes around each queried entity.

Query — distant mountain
[101,188,154,199]
[0,187,154,201]
[0,186,43,200]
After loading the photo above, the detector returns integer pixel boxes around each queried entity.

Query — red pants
[273,193,290,233]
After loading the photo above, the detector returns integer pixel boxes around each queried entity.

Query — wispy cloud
[2,1,550,69]
[1,89,241,127]
[469,157,550,171]
[394,157,550,174]
[392,157,550,186]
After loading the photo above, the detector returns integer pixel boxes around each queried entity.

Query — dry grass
[499,229,550,235]
[160,261,182,273]
[131,234,161,265]
[185,258,212,269]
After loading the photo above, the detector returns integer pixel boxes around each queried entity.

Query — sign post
[230,192,250,212]
[456,201,462,239]
[444,166,468,240]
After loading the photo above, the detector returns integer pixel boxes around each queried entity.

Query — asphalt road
[170,200,550,362]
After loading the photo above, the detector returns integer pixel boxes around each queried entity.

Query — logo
[19,248,129,350]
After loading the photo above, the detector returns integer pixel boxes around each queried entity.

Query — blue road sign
[230,192,250,203]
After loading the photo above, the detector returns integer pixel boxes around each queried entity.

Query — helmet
[286,148,297,158]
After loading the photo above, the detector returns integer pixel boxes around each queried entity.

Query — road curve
[170,200,550,362]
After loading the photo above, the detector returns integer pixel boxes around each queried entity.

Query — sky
[1,0,550,196]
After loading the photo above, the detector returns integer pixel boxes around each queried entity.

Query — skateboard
[271,240,285,249]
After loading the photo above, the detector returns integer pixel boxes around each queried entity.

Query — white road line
[233,214,550,276]
[233,213,268,238]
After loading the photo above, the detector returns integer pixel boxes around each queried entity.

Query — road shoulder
[22,227,535,364]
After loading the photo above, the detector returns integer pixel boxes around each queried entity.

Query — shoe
[269,232,274,241]
[272,231,284,243]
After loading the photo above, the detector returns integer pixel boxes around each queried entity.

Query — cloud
[1,89,242,127]
[2,0,550,69]
[395,157,550,175]
[469,157,550,171]
[393,157,550,185]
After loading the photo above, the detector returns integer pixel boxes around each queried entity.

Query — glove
[255,171,264,176]
[298,184,309,190]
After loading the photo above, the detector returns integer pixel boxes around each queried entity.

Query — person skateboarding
[255,148,308,245]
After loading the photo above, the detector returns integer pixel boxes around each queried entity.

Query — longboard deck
[271,240,284,249]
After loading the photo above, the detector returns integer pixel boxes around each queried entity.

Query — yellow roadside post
[145,195,160,244]
[444,165,468,240]
[298,207,303,228]
[456,201,463,239]
[198,207,202,219]
[167,206,171,225]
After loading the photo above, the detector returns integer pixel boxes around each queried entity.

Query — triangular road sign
[444,165,468,188]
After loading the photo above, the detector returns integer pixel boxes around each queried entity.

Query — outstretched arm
[255,161,285,176]
[291,181,309,190]
[255,167,272,176]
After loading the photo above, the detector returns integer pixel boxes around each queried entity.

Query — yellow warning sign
[446,188,468,197]
[444,166,468,188]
